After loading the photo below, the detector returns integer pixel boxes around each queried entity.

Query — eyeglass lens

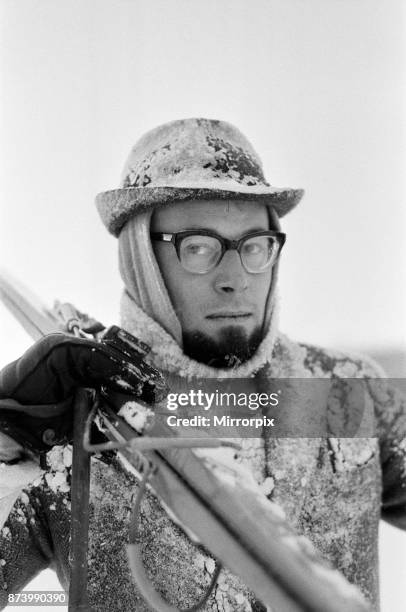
[179,234,279,273]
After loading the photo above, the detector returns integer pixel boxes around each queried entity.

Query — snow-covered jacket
[1,307,406,611]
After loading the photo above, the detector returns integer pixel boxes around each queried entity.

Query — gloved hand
[0,332,165,454]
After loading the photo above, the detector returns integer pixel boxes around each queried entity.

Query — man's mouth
[206,312,252,321]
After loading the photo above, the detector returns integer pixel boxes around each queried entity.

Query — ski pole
[68,388,91,612]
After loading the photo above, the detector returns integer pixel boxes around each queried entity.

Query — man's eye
[243,241,264,255]
[185,243,211,256]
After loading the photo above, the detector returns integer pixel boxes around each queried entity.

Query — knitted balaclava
[118,221,281,378]
[118,207,281,348]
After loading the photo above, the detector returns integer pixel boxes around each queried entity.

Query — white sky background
[0,0,405,610]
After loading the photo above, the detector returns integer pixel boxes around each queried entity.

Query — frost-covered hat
[96,118,304,237]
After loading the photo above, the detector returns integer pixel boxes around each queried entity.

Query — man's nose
[213,250,249,294]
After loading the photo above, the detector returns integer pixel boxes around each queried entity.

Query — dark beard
[182,325,263,368]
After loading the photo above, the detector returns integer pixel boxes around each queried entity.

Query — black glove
[0,330,166,453]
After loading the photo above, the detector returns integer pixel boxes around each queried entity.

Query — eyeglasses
[150,230,286,274]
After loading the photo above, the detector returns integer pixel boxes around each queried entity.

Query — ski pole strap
[127,462,222,612]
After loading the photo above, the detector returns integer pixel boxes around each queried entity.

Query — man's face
[151,199,273,366]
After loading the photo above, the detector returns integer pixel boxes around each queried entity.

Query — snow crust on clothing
[118,401,153,433]
[0,461,42,529]
[120,118,272,192]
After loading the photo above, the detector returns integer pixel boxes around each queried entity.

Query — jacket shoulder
[274,333,386,379]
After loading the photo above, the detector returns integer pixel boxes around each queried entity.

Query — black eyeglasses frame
[150,229,286,273]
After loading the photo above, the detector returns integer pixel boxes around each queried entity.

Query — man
[0,118,405,611]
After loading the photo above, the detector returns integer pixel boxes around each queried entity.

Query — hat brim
[96,186,304,237]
